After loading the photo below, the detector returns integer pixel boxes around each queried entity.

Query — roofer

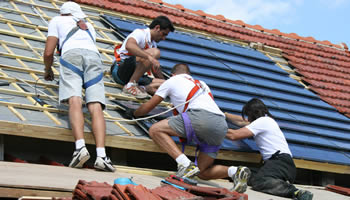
[110,15,174,99]
[125,63,251,193]
[225,98,313,200]
[43,2,115,172]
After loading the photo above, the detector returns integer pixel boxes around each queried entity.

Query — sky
[162,0,349,47]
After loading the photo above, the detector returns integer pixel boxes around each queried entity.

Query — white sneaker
[68,146,90,168]
[94,156,116,172]
[122,82,149,99]
[231,166,251,193]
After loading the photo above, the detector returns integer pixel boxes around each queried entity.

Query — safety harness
[112,32,154,76]
[58,20,103,89]
[174,77,220,165]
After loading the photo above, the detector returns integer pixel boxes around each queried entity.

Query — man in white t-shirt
[110,16,174,99]
[128,63,251,193]
[43,2,115,172]
[225,98,313,200]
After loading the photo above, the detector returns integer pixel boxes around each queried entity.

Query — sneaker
[122,81,149,99]
[231,166,251,193]
[94,156,116,172]
[295,189,313,200]
[68,146,90,168]
[176,162,200,178]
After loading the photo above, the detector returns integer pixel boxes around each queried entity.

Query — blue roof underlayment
[103,15,350,166]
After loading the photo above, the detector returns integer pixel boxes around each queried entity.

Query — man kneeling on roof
[126,63,251,193]
[110,15,174,99]
[225,98,313,200]
[43,2,115,172]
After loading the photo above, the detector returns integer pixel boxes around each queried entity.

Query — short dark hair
[149,16,175,32]
[171,63,190,75]
[242,98,273,122]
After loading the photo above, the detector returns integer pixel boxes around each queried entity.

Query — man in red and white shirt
[111,16,174,99]
[129,63,251,193]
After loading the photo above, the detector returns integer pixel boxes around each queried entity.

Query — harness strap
[173,79,213,116]
[59,25,102,89]
[181,112,221,166]
[59,57,103,89]
[58,26,79,55]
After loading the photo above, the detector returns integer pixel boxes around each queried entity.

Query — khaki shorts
[168,109,227,158]
[59,49,105,108]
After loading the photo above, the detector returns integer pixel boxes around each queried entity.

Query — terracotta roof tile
[74,0,350,118]
[303,78,350,93]
[310,87,350,101]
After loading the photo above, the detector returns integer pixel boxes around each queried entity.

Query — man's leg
[87,102,105,148]
[149,119,182,159]
[251,158,297,197]
[197,152,250,193]
[129,48,160,83]
[149,119,199,178]
[197,152,229,180]
[68,96,90,168]
[87,102,115,172]
[69,96,84,141]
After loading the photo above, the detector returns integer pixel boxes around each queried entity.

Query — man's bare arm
[225,112,250,127]
[43,36,58,81]
[226,127,254,141]
[126,38,160,69]
[134,95,163,117]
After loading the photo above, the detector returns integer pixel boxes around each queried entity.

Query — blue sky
[162,0,349,47]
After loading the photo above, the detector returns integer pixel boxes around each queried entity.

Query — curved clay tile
[287,33,300,40]
[231,19,245,27]
[173,4,185,11]
[251,25,264,32]
[341,42,349,50]
[194,10,206,17]
[148,0,163,3]
[215,14,226,21]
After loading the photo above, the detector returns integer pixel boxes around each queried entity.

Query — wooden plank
[0,120,260,163]
[0,187,71,198]
[1,120,349,173]
[294,159,350,175]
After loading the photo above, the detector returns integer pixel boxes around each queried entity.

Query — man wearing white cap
[44,1,115,172]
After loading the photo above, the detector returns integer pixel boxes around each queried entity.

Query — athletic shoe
[68,146,90,168]
[295,189,313,200]
[122,81,148,99]
[94,156,116,172]
[176,162,200,178]
[231,166,251,193]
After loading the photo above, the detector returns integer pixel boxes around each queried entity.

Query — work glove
[124,108,136,119]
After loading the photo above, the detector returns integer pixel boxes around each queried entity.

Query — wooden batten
[1,120,350,174]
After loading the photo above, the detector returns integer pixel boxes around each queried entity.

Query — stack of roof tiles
[75,0,350,118]
[69,179,247,200]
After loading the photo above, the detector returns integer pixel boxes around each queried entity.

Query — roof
[76,0,350,118]
[103,15,350,166]
[0,0,350,175]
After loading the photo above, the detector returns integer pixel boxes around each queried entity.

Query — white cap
[60,2,87,19]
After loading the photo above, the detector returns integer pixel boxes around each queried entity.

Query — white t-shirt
[47,16,98,55]
[117,28,157,60]
[155,74,224,116]
[246,116,292,161]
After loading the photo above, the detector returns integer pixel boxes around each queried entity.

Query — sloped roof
[74,0,350,119]
[1,0,350,174]
[104,15,350,166]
